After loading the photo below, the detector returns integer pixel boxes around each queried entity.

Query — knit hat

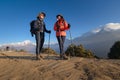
[37,12,46,18]
[56,14,63,18]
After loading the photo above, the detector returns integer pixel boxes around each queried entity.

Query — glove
[56,23,60,30]
[56,26,60,31]
[68,23,71,28]
[31,33,34,37]
[48,30,51,34]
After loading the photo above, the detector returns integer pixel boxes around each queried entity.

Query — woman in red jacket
[54,14,70,59]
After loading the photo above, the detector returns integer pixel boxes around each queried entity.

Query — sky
[0,0,120,44]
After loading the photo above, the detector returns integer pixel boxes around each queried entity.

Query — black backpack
[30,20,36,34]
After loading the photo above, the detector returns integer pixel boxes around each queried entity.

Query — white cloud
[103,23,120,31]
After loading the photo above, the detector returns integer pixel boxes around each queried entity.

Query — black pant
[35,32,44,55]
[57,36,66,56]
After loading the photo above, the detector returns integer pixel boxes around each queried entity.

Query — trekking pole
[47,33,50,59]
[69,28,75,57]
[69,28,73,45]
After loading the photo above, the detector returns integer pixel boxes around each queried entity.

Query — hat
[56,14,63,18]
[37,12,46,17]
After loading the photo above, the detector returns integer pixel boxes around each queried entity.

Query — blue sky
[0,0,120,44]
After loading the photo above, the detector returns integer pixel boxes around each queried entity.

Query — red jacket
[54,20,69,36]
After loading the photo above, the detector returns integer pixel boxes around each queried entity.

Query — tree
[108,41,120,59]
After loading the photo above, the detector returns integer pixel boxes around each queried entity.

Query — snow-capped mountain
[0,40,36,53]
[72,23,120,58]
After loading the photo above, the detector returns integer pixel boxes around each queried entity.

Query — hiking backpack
[30,20,36,34]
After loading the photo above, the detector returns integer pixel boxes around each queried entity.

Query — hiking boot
[63,55,68,60]
[36,56,40,60]
[39,55,43,58]
[60,55,68,60]
[60,54,62,58]
[37,54,43,60]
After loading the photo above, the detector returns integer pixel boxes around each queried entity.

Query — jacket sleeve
[44,24,50,33]
[54,23,57,31]
[64,21,69,30]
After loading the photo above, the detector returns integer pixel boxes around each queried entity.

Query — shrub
[18,49,26,52]
[65,44,95,58]
[108,41,120,59]
[41,48,57,55]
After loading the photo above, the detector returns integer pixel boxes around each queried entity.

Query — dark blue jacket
[34,19,50,34]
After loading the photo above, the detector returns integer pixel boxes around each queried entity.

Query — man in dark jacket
[33,12,51,60]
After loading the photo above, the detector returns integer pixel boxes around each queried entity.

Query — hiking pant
[57,36,66,56]
[35,32,44,56]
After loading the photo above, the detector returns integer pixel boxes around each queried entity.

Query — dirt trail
[0,51,120,80]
